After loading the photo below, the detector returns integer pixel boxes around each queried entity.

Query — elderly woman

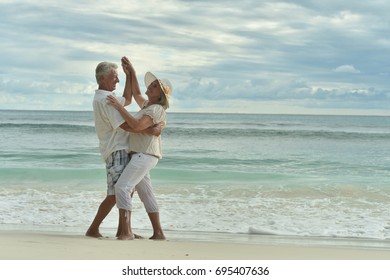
[106,57,171,240]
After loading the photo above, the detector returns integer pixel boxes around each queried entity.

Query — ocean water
[1,110,390,241]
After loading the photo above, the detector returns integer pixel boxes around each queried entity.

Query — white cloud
[333,65,361,73]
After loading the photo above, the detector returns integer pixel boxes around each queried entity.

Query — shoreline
[1,228,390,260]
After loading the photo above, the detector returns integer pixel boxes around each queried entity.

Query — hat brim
[144,72,158,88]
[144,71,170,109]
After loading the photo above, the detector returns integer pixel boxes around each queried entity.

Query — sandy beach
[1,229,390,260]
[1,229,390,280]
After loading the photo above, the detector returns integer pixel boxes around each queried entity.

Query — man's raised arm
[121,57,132,106]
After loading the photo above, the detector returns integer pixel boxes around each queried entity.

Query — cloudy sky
[1,0,390,115]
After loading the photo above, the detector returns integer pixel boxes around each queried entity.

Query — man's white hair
[95,62,118,83]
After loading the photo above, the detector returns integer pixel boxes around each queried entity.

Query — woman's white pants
[115,153,158,212]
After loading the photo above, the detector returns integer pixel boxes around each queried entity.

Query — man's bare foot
[85,230,103,238]
[150,233,166,240]
[117,234,135,240]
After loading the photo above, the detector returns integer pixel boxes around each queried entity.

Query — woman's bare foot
[117,233,135,240]
[116,232,143,239]
[150,233,166,240]
[85,230,103,238]
[134,234,144,239]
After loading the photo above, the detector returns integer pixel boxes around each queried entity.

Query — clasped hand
[121,56,135,76]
